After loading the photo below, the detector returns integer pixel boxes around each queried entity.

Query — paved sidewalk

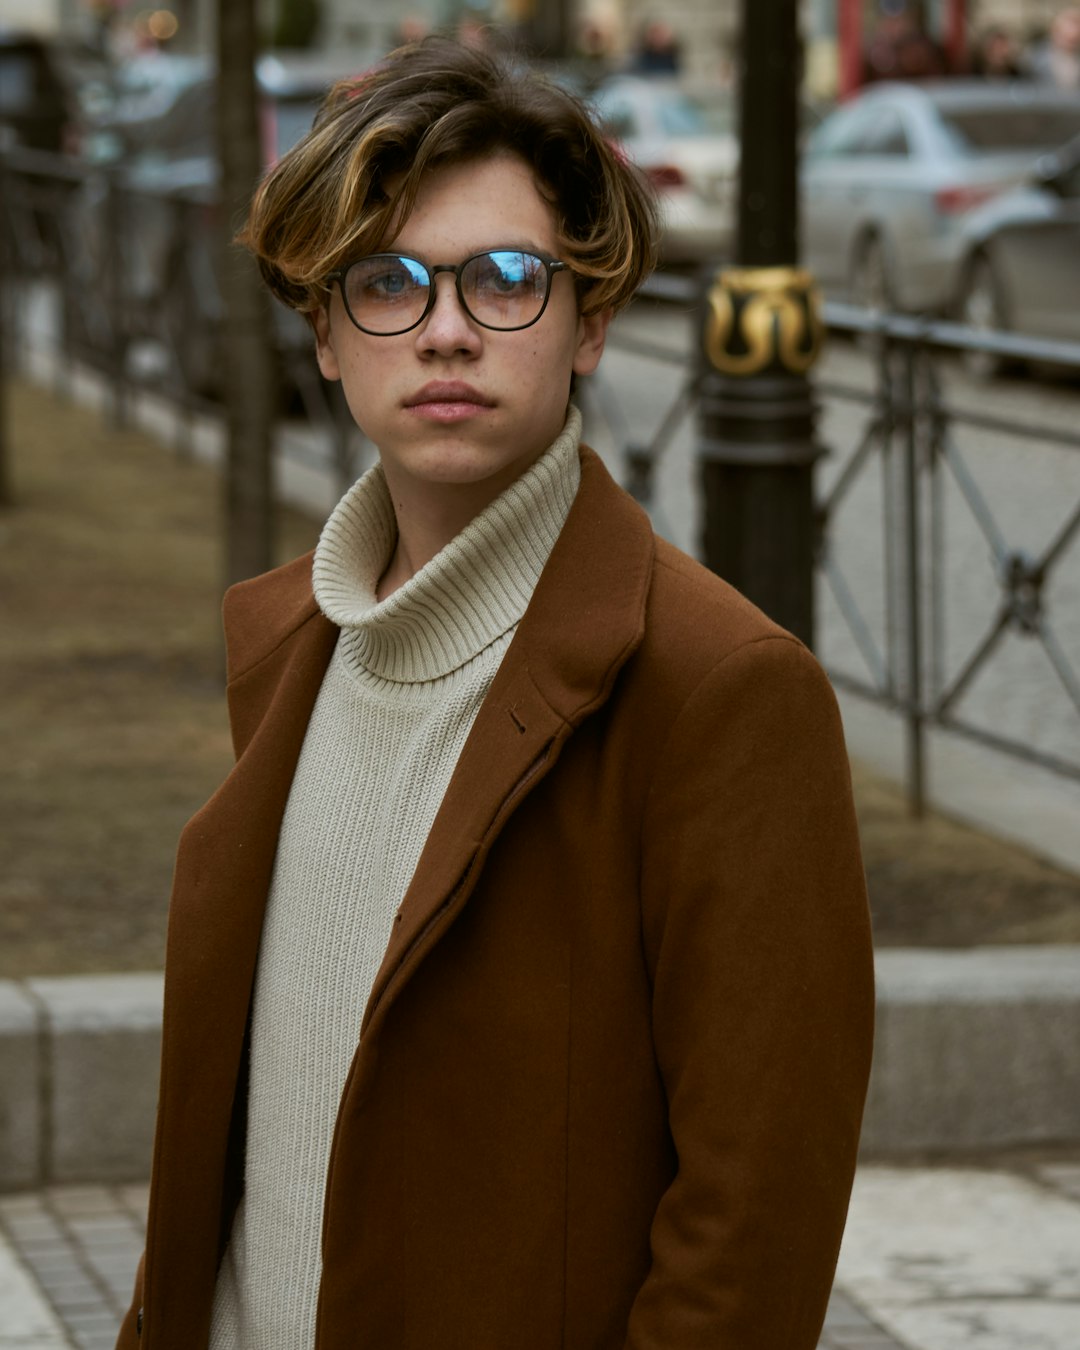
[0,1184,146,1349]
[3,1159,1080,1349]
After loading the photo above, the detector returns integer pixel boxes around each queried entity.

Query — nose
[415,273,482,357]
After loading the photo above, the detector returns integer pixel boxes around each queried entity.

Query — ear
[572,307,612,377]
[312,305,342,381]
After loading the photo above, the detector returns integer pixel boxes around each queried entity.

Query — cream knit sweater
[208,408,582,1350]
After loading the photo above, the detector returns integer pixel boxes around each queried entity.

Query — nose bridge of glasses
[425,262,474,324]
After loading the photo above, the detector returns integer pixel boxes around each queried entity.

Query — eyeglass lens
[342,251,552,333]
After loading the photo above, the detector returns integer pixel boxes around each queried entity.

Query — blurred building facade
[0,1,1073,91]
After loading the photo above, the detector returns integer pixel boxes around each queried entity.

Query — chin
[408,443,541,488]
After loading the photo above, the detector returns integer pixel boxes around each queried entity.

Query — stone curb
[2,950,1079,1188]
[860,945,1080,1153]
[0,975,163,1191]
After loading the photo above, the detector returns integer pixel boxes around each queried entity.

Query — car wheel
[958,253,1011,381]
[850,233,894,314]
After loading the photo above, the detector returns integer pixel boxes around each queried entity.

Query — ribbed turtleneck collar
[312,406,582,684]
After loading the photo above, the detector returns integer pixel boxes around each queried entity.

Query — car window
[657,97,705,137]
[137,80,215,158]
[937,106,1080,154]
[594,94,638,141]
[806,103,905,158]
[861,108,910,157]
[272,95,321,156]
[1054,160,1080,199]
[656,92,734,138]
[49,43,116,117]
[805,106,861,158]
[0,50,48,110]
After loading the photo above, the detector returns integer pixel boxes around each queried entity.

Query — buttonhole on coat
[508,706,527,734]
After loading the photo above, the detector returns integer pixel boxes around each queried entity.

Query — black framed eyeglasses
[326,249,570,336]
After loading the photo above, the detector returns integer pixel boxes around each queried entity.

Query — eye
[348,255,427,303]
[469,251,543,297]
[371,268,409,296]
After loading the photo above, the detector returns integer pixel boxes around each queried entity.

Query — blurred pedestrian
[1028,6,1080,88]
[114,35,874,1350]
[391,14,430,48]
[454,7,495,52]
[572,15,616,88]
[970,25,1028,78]
[863,0,949,82]
[631,17,682,75]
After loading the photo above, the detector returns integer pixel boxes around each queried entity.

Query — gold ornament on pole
[705,266,824,377]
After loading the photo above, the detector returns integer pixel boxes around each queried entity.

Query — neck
[377,462,539,600]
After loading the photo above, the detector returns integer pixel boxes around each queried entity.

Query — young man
[118,37,874,1350]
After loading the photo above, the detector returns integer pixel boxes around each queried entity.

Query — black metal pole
[696,0,822,648]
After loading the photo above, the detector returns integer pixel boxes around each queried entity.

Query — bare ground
[1,377,1079,979]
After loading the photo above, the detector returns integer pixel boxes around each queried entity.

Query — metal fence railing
[587,284,1080,813]
[0,146,362,492]
[816,304,1080,812]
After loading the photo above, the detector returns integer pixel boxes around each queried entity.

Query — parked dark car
[79,52,212,163]
[75,51,375,397]
[954,135,1080,374]
[0,30,114,153]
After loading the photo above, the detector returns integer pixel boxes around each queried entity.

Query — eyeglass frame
[325,249,572,336]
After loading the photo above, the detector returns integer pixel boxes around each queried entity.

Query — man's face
[313,152,610,511]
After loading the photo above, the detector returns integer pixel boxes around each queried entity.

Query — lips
[403,381,494,409]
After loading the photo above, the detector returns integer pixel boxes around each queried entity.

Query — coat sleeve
[627,635,875,1350]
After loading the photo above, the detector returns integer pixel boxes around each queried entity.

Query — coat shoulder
[223,550,321,683]
[644,535,805,680]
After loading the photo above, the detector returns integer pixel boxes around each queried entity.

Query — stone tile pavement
[0,1184,146,1349]
[2,1159,1079,1349]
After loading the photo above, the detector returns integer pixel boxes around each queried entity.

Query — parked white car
[956,135,1080,360]
[801,80,1080,314]
[588,75,738,264]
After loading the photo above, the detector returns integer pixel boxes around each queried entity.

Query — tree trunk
[0,157,10,510]
[217,0,276,587]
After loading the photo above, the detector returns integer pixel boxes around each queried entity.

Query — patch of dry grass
[0,380,318,975]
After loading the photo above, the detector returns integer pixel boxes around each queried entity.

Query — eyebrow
[375,242,553,264]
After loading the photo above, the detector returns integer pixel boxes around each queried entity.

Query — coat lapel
[147,583,338,1344]
[362,446,655,1038]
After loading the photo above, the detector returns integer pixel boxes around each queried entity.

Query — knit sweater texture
[208,407,582,1349]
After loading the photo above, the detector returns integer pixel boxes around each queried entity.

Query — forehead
[384,152,560,257]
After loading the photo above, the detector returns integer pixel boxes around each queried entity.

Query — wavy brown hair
[239,37,659,318]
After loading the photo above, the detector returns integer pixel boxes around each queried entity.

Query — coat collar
[223,443,655,765]
[216,444,655,1035]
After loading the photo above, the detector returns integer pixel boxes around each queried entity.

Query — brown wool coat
[118,446,874,1350]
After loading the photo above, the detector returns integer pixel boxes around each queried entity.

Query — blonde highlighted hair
[240,37,659,318]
